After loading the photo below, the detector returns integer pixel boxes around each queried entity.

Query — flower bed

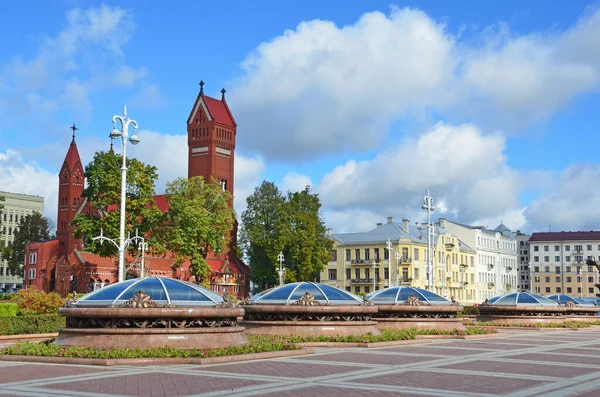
[1,335,300,359]
[475,321,594,328]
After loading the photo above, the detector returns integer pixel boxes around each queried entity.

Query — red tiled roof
[64,141,82,171]
[529,231,600,242]
[202,95,236,128]
[153,194,169,212]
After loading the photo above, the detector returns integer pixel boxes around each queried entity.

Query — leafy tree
[161,176,235,284]
[240,182,332,289]
[5,212,52,277]
[72,151,163,259]
[239,181,286,289]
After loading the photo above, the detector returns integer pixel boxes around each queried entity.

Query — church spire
[70,123,78,144]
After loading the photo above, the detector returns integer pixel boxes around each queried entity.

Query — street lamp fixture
[394,251,400,287]
[372,260,378,292]
[277,252,286,286]
[110,105,140,282]
[459,263,468,304]
[386,238,393,289]
[92,228,146,281]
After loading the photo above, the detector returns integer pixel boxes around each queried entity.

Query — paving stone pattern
[1,328,600,396]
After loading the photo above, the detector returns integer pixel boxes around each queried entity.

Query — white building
[517,232,531,291]
[437,219,519,302]
[0,191,45,292]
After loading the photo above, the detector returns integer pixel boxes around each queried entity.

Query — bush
[460,306,478,316]
[0,314,65,335]
[0,302,19,317]
[8,288,64,315]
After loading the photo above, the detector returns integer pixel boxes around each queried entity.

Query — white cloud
[0,149,58,225]
[317,122,522,226]
[231,6,600,160]
[525,164,600,232]
[115,66,148,87]
[233,154,266,216]
[281,172,312,193]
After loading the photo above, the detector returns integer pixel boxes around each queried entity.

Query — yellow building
[320,217,477,305]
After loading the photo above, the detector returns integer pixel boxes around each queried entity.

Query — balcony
[445,243,455,250]
[400,277,413,285]
[400,256,412,264]
[488,282,495,288]
[351,278,374,284]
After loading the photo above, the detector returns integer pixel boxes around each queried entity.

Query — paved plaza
[1,329,600,396]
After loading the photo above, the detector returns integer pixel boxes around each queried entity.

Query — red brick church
[25,82,250,298]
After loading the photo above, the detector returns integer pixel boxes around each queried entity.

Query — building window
[567,277,572,282]
[566,256,571,263]
[587,245,593,251]
[364,248,370,261]
[588,276,594,283]
[346,286,351,292]
[28,268,36,280]
[365,269,370,279]
[589,287,595,293]
[345,249,351,261]
[556,287,561,293]
[355,268,360,279]
[364,286,370,294]
[578,287,582,293]
[545,277,550,282]
[534,266,539,272]
[354,287,360,294]
[555,277,560,283]
[414,248,419,260]
[534,246,539,252]
[545,287,551,293]
[374,248,380,260]
[29,253,37,264]
[414,268,419,280]
[346,269,351,280]
[544,256,549,262]
[554,245,560,251]
[555,266,560,274]
[566,266,571,272]
[355,249,361,261]
[328,269,337,281]
[555,256,560,262]
[567,287,572,293]
[384,248,389,260]
[588,266,595,272]
[544,246,549,251]
[330,250,337,262]
[384,268,389,280]
[544,266,550,272]
[534,256,539,262]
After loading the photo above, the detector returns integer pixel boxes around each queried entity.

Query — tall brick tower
[56,125,84,257]
[187,81,236,198]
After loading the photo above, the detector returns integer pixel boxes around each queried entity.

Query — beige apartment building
[0,191,45,292]
[529,231,600,298]
[320,217,477,305]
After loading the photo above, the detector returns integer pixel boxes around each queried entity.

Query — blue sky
[1,1,600,234]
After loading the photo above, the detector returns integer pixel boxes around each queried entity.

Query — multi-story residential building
[0,191,44,292]
[437,219,519,303]
[321,217,477,305]
[516,232,531,291]
[529,231,600,298]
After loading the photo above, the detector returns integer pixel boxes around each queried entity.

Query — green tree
[161,176,235,284]
[5,212,52,277]
[240,182,332,289]
[72,151,162,259]
[239,181,286,289]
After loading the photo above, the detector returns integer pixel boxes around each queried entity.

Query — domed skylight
[74,277,224,307]
[488,292,558,307]
[365,286,453,305]
[545,293,596,307]
[251,282,364,305]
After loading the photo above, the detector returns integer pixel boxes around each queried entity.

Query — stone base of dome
[476,315,571,325]
[566,315,600,323]
[239,320,380,337]
[375,318,466,331]
[55,326,248,349]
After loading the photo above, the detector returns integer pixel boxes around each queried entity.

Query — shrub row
[0,314,66,335]
[8,289,64,315]
[459,306,478,316]
[0,303,18,317]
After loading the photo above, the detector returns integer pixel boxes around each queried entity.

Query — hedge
[0,314,66,336]
[460,306,478,316]
[0,303,19,317]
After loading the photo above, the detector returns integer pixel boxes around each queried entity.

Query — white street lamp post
[372,260,378,292]
[460,264,468,305]
[110,105,140,282]
[92,228,146,281]
[277,252,285,286]
[422,190,435,291]
[394,251,400,287]
[139,242,148,278]
[386,239,393,289]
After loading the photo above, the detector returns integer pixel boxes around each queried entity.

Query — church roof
[63,139,82,171]
[203,95,236,128]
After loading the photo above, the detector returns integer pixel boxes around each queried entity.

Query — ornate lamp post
[422,190,435,291]
[110,105,140,282]
[93,229,145,281]
[372,260,378,292]
[394,251,400,286]
[459,263,468,304]
[277,252,286,286]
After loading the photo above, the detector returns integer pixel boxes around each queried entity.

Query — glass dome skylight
[74,277,224,307]
[365,286,453,305]
[488,292,558,307]
[251,282,364,305]
[546,293,596,307]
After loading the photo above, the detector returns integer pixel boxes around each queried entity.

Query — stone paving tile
[509,353,600,366]
[258,385,435,396]
[455,342,539,350]
[383,346,484,356]
[300,352,438,365]
[198,360,360,378]
[0,363,113,383]
[439,359,600,378]
[42,372,269,397]
[353,370,547,393]
[569,387,600,397]
[552,347,600,356]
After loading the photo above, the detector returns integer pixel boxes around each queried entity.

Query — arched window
[28,268,36,280]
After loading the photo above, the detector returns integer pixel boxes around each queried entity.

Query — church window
[28,268,36,280]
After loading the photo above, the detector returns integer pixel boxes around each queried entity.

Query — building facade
[529,231,600,298]
[517,232,531,291]
[0,191,44,292]
[25,82,250,297]
[437,219,519,303]
[321,217,477,305]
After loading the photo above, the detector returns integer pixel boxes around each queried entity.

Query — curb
[0,333,58,341]
[298,339,430,348]
[416,333,507,340]
[0,347,315,366]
